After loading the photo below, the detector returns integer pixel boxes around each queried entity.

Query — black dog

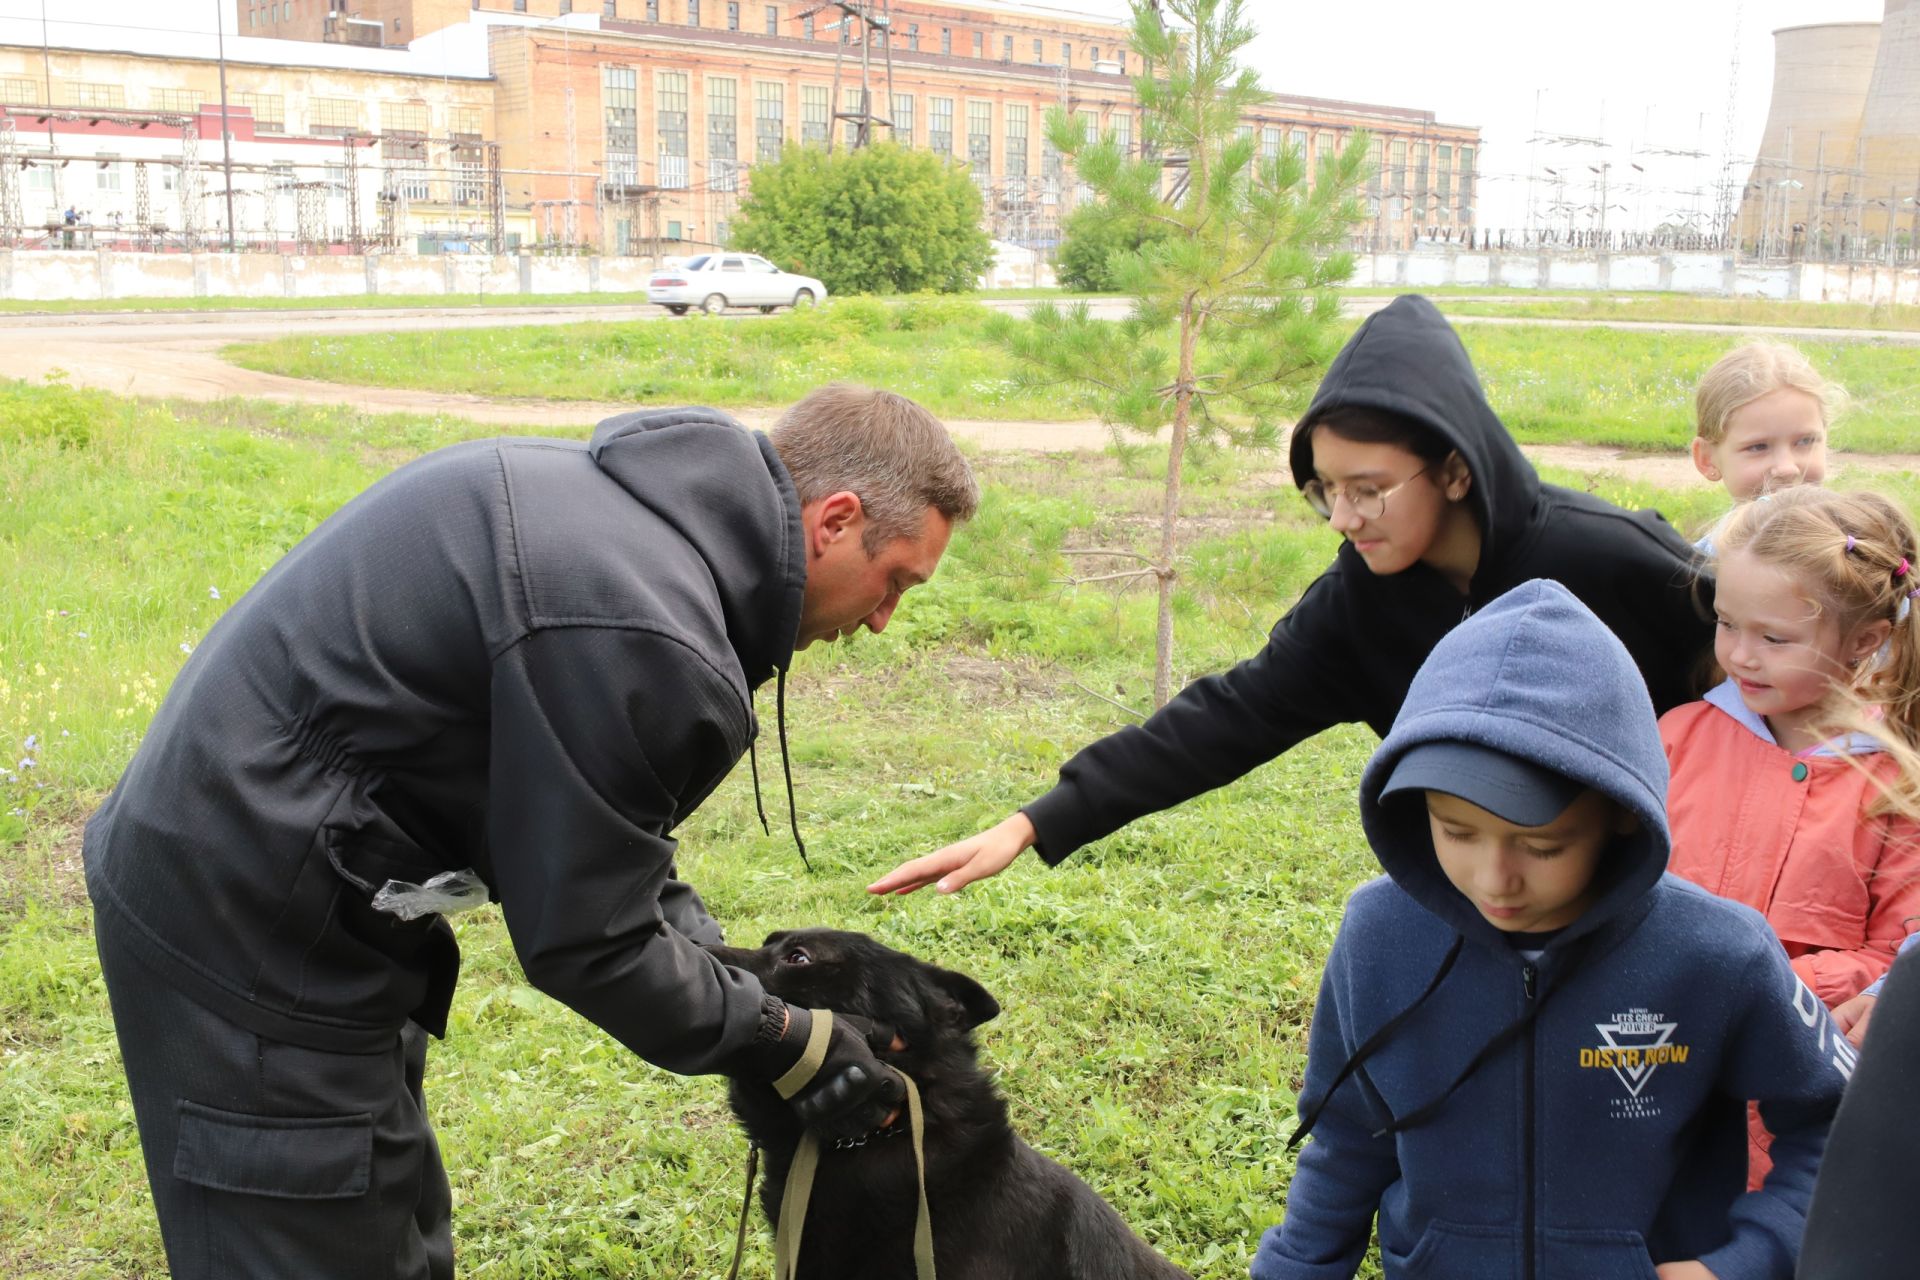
[708,928,1192,1280]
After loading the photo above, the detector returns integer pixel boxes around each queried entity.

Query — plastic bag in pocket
[371,869,490,921]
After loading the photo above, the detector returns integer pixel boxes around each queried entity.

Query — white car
[647,253,828,316]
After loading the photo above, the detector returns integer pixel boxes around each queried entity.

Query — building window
[688,0,699,22]
[603,65,638,187]
[966,100,991,182]
[803,13,813,37]
[928,95,952,156]
[1002,36,1012,60]
[708,76,738,191]
[972,31,982,57]
[151,89,203,114]
[891,93,912,145]
[940,27,950,55]
[383,101,429,135]
[1062,42,1071,65]
[1090,45,1099,65]
[603,0,616,15]
[1033,39,1043,63]
[843,86,865,147]
[236,92,286,131]
[1388,139,1406,196]
[1112,111,1132,155]
[658,70,689,189]
[905,23,917,50]
[95,161,121,192]
[66,82,126,109]
[1412,143,1429,217]
[1261,125,1281,160]
[765,4,778,35]
[513,0,526,10]
[726,2,738,30]
[1458,145,1475,221]
[800,84,829,146]
[1040,129,1060,205]
[1290,127,1307,155]
[310,97,362,135]
[0,77,41,105]
[1005,103,1028,181]
[615,218,632,255]
[646,0,658,18]
[667,219,682,240]
[754,81,783,162]
[453,139,485,205]
[559,0,571,14]
[1076,108,1096,143]
[1436,144,1453,222]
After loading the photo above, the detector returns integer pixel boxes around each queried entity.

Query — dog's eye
[781,947,812,966]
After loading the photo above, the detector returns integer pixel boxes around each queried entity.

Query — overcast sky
[6,0,1891,230]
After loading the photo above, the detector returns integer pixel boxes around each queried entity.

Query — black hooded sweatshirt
[85,408,802,1073]
[1022,294,1713,864]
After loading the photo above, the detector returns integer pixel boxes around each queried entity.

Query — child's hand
[1832,991,1878,1047]
[1655,1263,1720,1280]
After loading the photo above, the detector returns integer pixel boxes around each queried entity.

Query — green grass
[1441,294,1920,333]
[6,377,1918,1276]
[225,296,1920,454]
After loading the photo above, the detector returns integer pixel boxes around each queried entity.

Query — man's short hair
[769,384,980,553]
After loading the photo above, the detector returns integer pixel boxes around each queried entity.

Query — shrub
[1054,201,1173,293]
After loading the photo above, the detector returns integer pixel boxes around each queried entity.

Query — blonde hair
[1694,342,1846,445]
[1715,487,1920,817]
[769,384,979,552]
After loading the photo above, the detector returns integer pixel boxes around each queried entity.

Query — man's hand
[769,1007,905,1140]
[867,811,1035,896]
[1655,1262,1719,1280]
[1832,990,1878,1048]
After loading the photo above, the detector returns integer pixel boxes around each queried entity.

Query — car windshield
[679,255,711,271]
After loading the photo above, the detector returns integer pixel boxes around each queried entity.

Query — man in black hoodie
[85,384,977,1279]
[872,294,1712,897]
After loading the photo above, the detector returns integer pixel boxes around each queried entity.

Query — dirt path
[2,301,1915,480]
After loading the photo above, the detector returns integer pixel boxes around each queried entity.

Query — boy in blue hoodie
[1251,580,1851,1280]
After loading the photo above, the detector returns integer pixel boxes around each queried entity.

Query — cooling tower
[1736,22,1882,248]
[1858,0,1920,243]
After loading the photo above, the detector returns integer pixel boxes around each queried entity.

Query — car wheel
[666,305,688,316]
[792,289,816,310]
[700,293,727,315]
[758,305,775,314]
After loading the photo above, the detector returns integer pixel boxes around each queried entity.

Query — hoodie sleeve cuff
[1021,789,1089,866]
[1698,1231,1790,1280]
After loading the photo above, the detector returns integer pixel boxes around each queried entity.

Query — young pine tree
[994,0,1367,707]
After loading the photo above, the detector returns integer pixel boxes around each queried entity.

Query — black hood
[1288,294,1541,560]
[589,406,807,688]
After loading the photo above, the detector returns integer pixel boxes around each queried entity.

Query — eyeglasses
[1301,465,1432,521]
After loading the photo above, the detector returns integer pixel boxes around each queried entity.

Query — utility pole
[213,0,237,250]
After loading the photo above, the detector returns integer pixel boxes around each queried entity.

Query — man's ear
[808,491,864,552]
[925,964,1000,1032]
[1690,437,1721,483]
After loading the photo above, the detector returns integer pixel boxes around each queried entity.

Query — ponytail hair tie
[1845,534,1857,553]
[1899,558,1912,580]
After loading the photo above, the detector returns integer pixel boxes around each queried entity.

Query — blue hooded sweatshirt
[1251,580,1851,1280]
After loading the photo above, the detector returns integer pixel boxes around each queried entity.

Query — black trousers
[96,913,454,1279]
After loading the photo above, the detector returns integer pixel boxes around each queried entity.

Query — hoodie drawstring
[747,739,772,838]
[1375,932,1599,1138]
[1289,934,1465,1151]
[776,669,810,871]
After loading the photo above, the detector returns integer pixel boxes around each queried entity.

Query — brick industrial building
[0,1,1479,257]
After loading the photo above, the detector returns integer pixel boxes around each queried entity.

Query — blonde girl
[1663,486,1920,1009]
[1691,342,1845,502]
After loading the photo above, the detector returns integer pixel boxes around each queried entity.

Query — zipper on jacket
[1521,961,1538,1280]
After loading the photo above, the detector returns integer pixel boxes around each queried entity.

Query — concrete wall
[1352,247,1920,304]
[0,249,670,301]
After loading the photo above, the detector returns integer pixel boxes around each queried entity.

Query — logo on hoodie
[1579,1008,1690,1117]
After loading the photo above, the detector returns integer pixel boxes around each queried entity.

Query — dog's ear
[926,964,1000,1031]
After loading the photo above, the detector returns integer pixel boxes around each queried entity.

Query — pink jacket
[1661,683,1920,1008]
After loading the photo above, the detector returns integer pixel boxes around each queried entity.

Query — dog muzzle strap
[773,1070,935,1280]
[772,1009,835,1100]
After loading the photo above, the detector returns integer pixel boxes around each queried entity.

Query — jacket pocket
[1380,1219,1516,1279]
[173,1100,371,1200]
[320,829,462,1037]
[1542,1227,1659,1280]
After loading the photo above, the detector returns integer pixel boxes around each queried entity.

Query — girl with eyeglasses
[870,294,1715,898]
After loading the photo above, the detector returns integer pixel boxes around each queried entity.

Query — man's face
[796,495,952,649]
[1426,789,1628,933]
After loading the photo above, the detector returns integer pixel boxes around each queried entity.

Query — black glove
[751,999,905,1140]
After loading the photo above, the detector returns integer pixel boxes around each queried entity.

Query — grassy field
[3,376,1915,1276]
[1441,294,1920,333]
[224,296,1920,454]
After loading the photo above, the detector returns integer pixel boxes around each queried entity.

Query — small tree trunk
[1153,297,1199,708]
